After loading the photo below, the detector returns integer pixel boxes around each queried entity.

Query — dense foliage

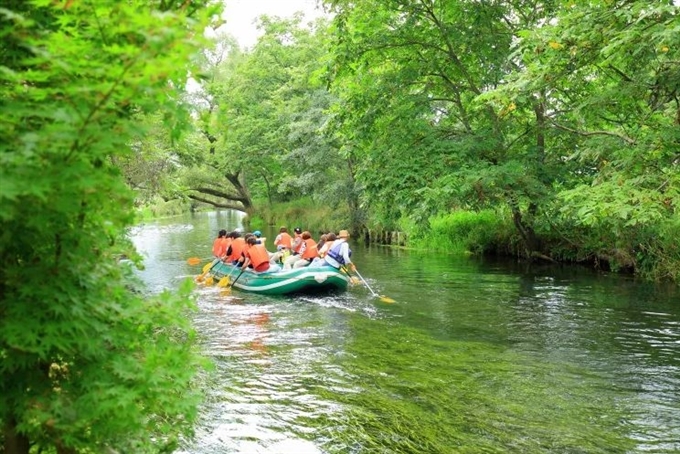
[179,15,360,220]
[323,0,678,279]
[125,0,678,281]
[0,1,219,453]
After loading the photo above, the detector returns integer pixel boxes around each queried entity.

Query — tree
[183,15,355,218]
[0,1,220,452]
[113,111,190,206]
[499,0,680,276]
[324,0,562,249]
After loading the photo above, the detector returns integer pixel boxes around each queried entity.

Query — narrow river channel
[131,211,680,454]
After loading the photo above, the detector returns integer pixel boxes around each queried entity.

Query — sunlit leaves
[324,0,560,232]
[322,0,679,277]
[1,0,217,452]
[497,0,680,276]
[186,15,347,208]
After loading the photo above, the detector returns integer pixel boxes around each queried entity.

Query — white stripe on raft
[234,271,350,292]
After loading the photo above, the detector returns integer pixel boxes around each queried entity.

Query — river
[130,211,680,454]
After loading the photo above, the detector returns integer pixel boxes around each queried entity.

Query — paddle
[353,268,395,303]
[196,258,220,283]
[217,265,238,288]
[187,257,209,266]
[340,265,360,285]
[221,266,246,295]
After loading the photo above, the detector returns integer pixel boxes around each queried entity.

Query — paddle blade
[379,295,396,304]
[204,276,214,286]
[220,287,232,296]
[187,257,202,265]
[217,276,230,287]
[202,262,213,273]
[350,276,360,285]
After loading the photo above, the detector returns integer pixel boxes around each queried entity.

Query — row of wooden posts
[358,229,407,246]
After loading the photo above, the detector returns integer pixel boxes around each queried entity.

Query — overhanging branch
[188,194,246,211]
[551,121,636,145]
[190,186,249,204]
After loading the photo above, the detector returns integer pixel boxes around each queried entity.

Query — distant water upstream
[131,211,680,454]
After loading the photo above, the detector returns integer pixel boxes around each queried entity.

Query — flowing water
[131,211,680,454]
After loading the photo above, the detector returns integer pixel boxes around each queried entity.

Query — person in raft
[241,235,273,273]
[252,230,266,246]
[270,226,293,264]
[212,229,229,259]
[283,227,304,269]
[274,226,292,251]
[309,232,335,267]
[323,230,356,272]
[224,231,246,266]
[284,231,318,269]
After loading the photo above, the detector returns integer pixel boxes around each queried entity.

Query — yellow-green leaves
[1,0,220,452]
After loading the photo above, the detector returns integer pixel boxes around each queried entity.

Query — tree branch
[551,121,636,145]
[187,194,246,211]
[190,186,249,204]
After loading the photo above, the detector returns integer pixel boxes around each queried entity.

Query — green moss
[311,319,635,453]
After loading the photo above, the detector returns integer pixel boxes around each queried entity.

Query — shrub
[409,210,512,254]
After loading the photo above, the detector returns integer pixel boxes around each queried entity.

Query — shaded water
[131,211,680,453]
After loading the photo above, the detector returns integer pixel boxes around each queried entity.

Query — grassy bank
[403,208,680,282]
[402,210,518,255]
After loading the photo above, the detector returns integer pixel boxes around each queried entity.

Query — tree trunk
[56,442,77,454]
[225,171,252,211]
[345,156,365,233]
[4,417,30,454]
[510,200,540,258]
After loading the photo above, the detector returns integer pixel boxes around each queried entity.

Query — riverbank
[136,197,678,283]
[245,200,679,283]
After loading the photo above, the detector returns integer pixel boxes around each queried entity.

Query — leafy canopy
[0,0,220,452]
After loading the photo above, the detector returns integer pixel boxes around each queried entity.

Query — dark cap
[294,227,302,234]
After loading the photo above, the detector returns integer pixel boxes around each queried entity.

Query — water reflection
[131,212,680,453]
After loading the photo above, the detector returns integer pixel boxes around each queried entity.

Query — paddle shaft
[353,269,380,298]
[228,266,247,289]
[198,258,221,280]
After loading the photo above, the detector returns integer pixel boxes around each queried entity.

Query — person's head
[244,233,255,242]
[218,229,227,238]
[253,230,262,238]
[326,232,337,242]
[279,226,288,233]
[230,231,241,239]
[319,234,328,242]
[294,227,302,235]
[338,229,350,239]
[302,231,312,240]
[246,236,258,245]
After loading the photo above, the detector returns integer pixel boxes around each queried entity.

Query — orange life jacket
[212,237,228,257]
[301,238,318,259]
[227,237,246,262]
[275,232,292,249]
[246,244,270,272]
[213,237,224,257]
